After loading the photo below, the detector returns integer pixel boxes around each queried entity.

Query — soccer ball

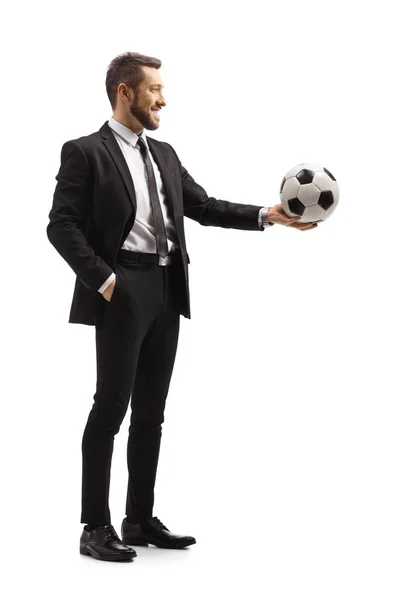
[280,164,339,223]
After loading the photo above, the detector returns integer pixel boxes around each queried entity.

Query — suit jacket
[47,120,264,325]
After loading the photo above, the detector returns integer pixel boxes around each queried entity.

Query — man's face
[128,66,167,132]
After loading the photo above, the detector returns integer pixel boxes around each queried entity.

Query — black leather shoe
[80,524,137,561]
[121,516,196,549]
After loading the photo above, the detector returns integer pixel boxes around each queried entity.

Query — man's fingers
[278,210,317,230]
[286,220,306,228]
[299,223,317,231]
[290,221,317,230]
[283,216,301,225]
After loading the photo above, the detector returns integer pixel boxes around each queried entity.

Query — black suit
[47,120,265,524]
[47,120,264,325]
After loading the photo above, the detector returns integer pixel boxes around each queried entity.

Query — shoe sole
[121,537,196,549]
[80,546,136,561]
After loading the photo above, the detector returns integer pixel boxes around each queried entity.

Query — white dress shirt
[98,116,267,294]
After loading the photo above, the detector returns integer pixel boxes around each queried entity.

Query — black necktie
[137,136,169,258]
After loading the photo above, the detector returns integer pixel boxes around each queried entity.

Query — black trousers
[80,250,183,525]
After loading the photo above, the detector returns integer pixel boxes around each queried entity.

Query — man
[47,51,317,562]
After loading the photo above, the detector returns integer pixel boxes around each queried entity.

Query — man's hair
[105,52,162,110]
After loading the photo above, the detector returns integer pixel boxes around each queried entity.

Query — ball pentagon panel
[287,198,306,216]
[296,169,314,185]
[318,190,334,210]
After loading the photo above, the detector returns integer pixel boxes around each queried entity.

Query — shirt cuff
[259,207,270,229]
[98,272,116,294]
[258,207,264,229]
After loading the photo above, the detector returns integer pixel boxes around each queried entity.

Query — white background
[2,0,400,598]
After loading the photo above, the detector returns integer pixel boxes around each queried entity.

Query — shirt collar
[108,116,148,149]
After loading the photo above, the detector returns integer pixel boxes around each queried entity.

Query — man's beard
[129,98,158,131]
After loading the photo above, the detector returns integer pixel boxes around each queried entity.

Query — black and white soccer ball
[280,164,339,223]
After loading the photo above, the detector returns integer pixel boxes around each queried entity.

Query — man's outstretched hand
[267,204,318,231]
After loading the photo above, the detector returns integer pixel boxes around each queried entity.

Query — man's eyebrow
[150,84,164,89]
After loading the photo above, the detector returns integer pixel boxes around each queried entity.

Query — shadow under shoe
[80,524,137,561]
[121,516,196,549]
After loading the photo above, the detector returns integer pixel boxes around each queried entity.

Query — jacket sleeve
[46,140,113,290]
[165,142,265,231]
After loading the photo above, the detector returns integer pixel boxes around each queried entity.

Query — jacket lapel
[99,121,179,222]
[100,121,137,212]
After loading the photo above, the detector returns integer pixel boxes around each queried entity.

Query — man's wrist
[260,206,275,228]
[98,272,116,294]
